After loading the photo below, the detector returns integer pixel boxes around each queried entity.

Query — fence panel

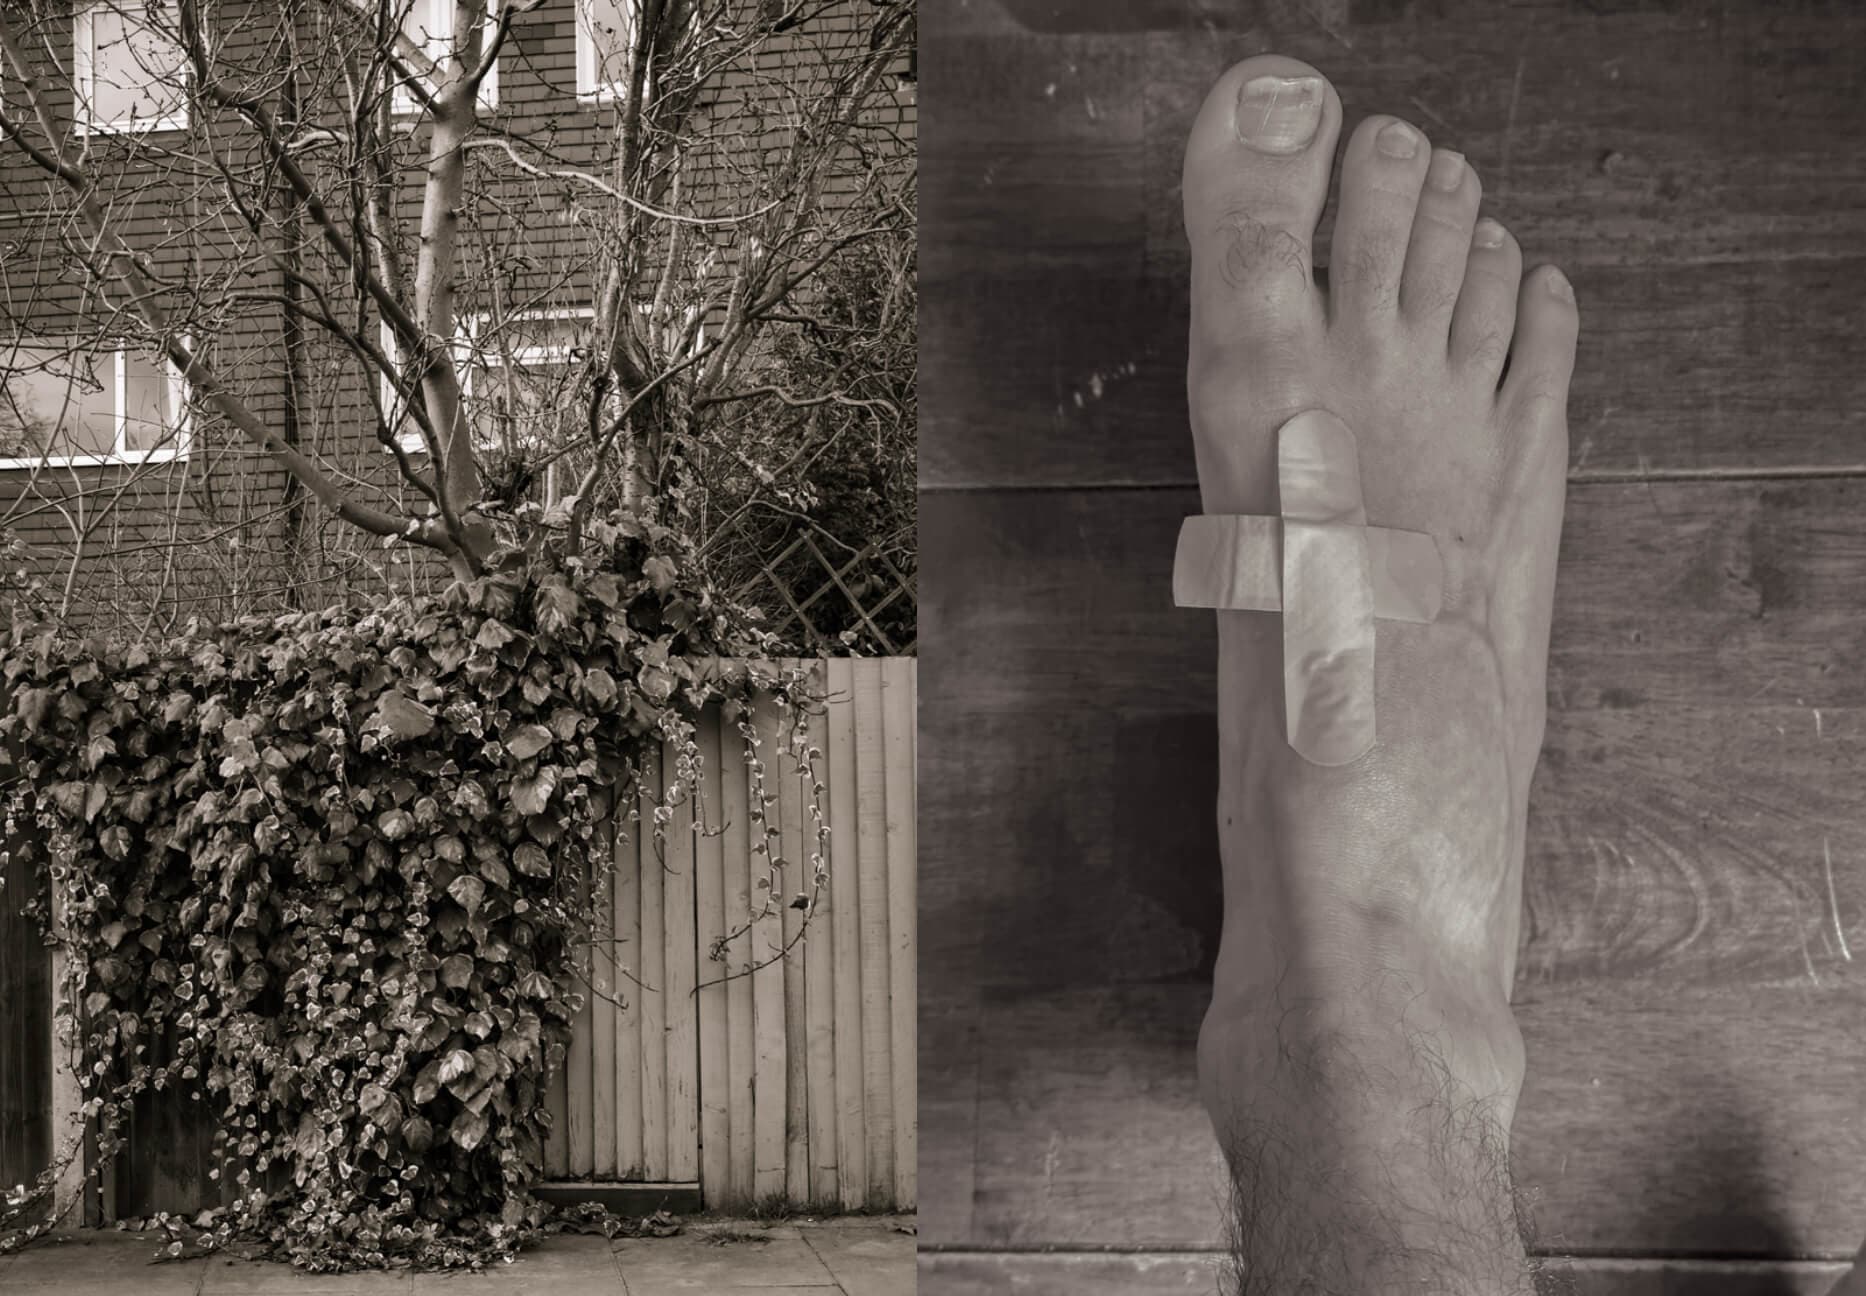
[542,657,918,1210]
[15,657,915,1220]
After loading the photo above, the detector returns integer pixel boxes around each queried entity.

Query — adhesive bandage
[1172,410,1444,766]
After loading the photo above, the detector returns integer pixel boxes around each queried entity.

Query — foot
[1183,58,1576,1134]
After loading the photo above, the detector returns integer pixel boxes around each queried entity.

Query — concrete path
[0,1215,916,1296]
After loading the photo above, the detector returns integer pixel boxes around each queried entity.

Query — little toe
[1182,54,1342,354]
[1501,264,1580,421]
[1328,114,1432,322]
[1450,217,1523,383]
[1400,149,1482,331]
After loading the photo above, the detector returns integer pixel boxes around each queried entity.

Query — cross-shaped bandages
[1172,410,1444,767]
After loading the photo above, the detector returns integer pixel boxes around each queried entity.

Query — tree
[0,0,915,627]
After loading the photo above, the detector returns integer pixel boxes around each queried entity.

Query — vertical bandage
[1172,411,1443,766]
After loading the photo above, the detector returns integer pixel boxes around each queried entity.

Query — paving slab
[800,1219,916,1296]
[0,1232,208,1295]
[412,1235,623,1294]
[611,1227,835,1293]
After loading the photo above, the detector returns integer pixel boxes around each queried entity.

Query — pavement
[0,1215,916,1296]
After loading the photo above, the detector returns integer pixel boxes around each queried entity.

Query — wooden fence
[543,656,917,1209]
[0,656,915,1220]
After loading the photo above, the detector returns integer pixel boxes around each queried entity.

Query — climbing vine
[0,509,825,1269]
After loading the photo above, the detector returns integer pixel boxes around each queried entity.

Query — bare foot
[1183,54,1577,1278]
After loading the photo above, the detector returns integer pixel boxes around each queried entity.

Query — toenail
[1235,75,1324,154]
[1375,121,1420,159]
[1427,150,1465,191]
[1546,270,1575,303]
[1473,218,1506,249]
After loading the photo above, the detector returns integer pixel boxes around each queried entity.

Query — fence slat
[722,700,757,1206]
[640,747,669,1180]
[883,657,918,1208]
[802,670,839,1205]
[663,732,700,1183]
[592,824,618,1180]
[779,667,811,1202]
[825,658,868,1209]
[853,659,895,1203]
[750,691,787,1198]
[615,781,644,1179]
[567,858,594,1179]
[696,705,730,1203]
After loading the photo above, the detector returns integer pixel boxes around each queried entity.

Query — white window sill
[0,448,189,470]
[73,115,190,137]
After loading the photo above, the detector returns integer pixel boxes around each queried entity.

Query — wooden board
[802,677,840,1204]
[918,482,1866,1255]
[827,657,870,1210]
[639,746,669,1181]
[590,828,617,1180]
[919,7,1866,488]
[662,734,701,1183]
[853,659,896,1206]
[694,705,730,1202]
[614,783,644,1179]
[881,657,918,1209]
[918,1252,1855,1296]
[749,692,789,1198]
[566,860,594,1180]
[778,677,812,1203]
[721,699,758,1205]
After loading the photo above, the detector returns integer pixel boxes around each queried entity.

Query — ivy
[0,510,822,1270]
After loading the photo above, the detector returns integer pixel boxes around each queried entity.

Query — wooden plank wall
[920,1,1866,1292]
[52,657,912,1220]
[535,657,919,1211]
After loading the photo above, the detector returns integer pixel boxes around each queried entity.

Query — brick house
[0,0,915,629]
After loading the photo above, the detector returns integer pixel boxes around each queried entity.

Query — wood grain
[919,481,1866,1254]
[827,657,871,1210]
[918,1251,1855,1296]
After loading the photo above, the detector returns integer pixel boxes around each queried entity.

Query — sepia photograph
[0,0,915,1292]
[920,1,1866,1293]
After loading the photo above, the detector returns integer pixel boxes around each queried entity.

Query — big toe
[1182,55,1341,355]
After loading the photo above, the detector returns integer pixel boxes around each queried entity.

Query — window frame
[72,1,191,137]
[391,0,500,117]
[573,0,634,103]
[0,342,192,470]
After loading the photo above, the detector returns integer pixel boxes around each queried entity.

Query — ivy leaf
[638,664,675,703]
[371,690,437,740]
[511,843,551,879]
[533,578,581,637]
[378,808,415,841]
[412,1061,442,1105]
[474,619,517,651]
[504,724,553,761]
[449,1108,489,1152]
[359,1083,392,1118]
[438,1048,474,1084]
[401,1114,434,1153]
[99,825,132,861]
[439,954,475,989]
[581,669,617,707]
[643,555,677,593]
[510,768,557,817]
[447,874,486,915]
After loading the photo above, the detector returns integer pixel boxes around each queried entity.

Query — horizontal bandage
[1172,410,1444,766]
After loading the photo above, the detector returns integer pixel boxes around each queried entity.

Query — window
[575,0,632,101]
[381,312,597,505]
[394,0,499,114]
[0,344,190,467]
[74,2,188,134]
